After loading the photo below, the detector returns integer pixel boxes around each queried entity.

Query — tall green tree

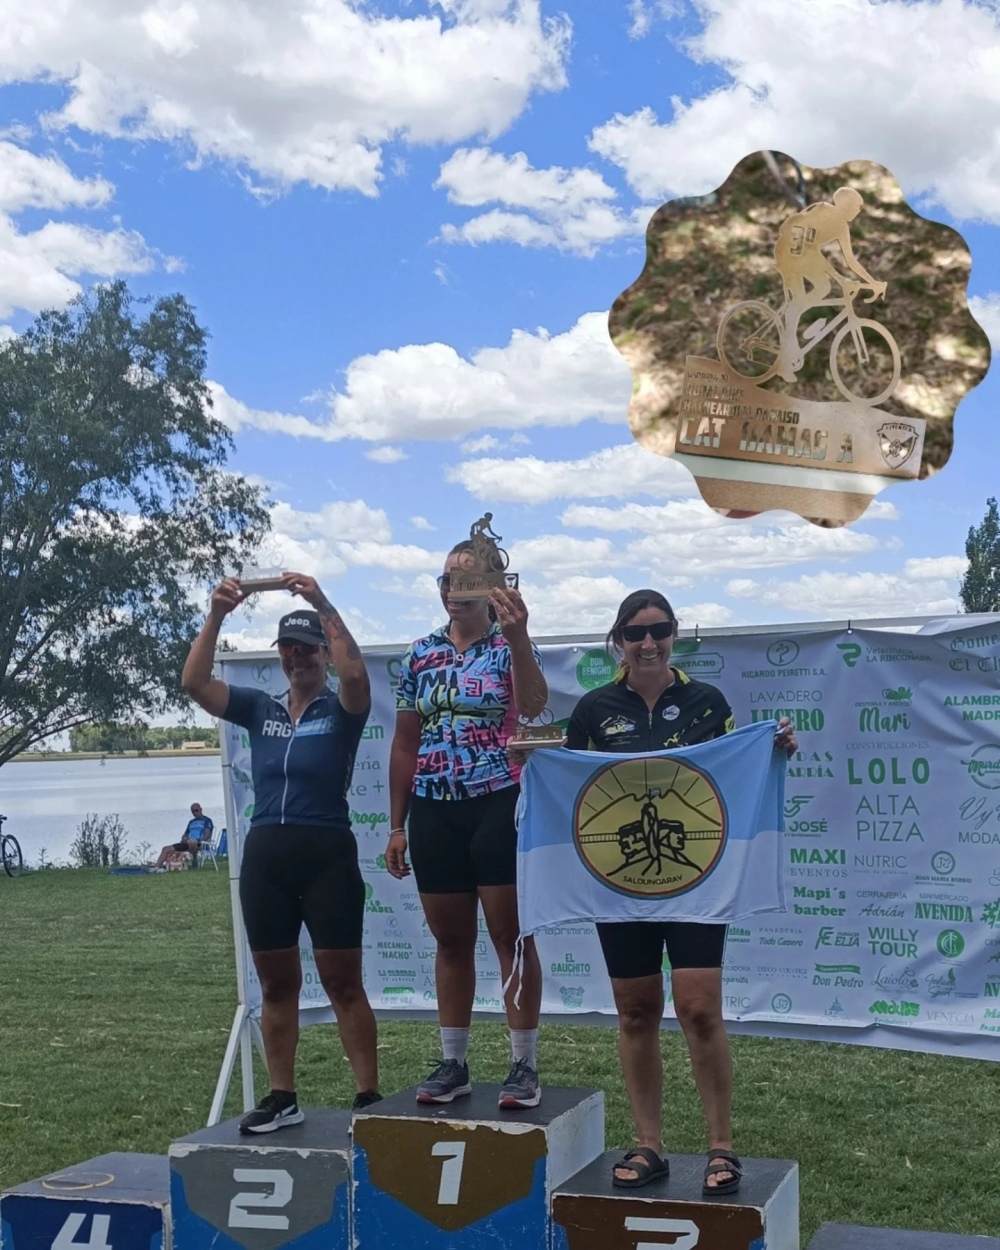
[960,498,1000,613]
[0,282,269,767]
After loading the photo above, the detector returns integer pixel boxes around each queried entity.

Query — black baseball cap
[273,610,326,646]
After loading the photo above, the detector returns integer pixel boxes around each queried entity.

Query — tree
[960,498,1000,613]
[0,281,270,767]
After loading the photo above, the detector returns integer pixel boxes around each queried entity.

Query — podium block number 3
[228,1169,294,1230]
[431,1142,467,1205]
[625,1217,699,1249]
[52,1214,113,1250]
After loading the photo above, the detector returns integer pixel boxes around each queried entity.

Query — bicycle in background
[1,814,24,877]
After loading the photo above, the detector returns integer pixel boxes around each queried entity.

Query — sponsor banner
[219,618,1000,1061]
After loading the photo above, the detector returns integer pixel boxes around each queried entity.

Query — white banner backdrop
[217,617,1000,1062]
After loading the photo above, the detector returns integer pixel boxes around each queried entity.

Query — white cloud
[365,445,407,463]
[212,312,632,442]
[626,0,683,39]
[562,499,731,533]
[271,499,392,545]
[410,515,435,531]
[589,0,1000,221]
[520,576,730,636]
[518,574,634,635]
[627,524,876,578]
[0,214,159,318]
[726,570,960,618]
[508,534,618,576]
[447,442,696,503]
[0,139,112,213]
[0,1,570,196]
[969,294,1000,350]
[436,147,649,254]
[903,555,968,581]
[862,499,900,523]
[262,496,443,582]
[461,434,501,454]
[0,138,165,318]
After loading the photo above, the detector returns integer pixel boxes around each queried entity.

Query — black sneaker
[416,1058,472,1104]
[498,1058,541,1109]
[352,1090,383,1111]
[238,1090,304,1134]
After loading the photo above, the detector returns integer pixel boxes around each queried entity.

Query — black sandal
[702,1148,742,1196]
[611,1146,669,1189]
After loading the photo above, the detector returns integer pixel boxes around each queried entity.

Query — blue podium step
[352,1084,604,1249]
[169,1108,352,1250]
[1,1153,169,1250]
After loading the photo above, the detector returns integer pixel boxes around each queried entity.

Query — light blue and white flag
[517,720,786,933]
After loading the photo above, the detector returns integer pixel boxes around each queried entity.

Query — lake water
[0,755,227,866]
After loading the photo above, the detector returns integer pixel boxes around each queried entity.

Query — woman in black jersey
[565,589,796,1194]
[183,572,380,1133]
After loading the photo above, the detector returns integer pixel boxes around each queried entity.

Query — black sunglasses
[436,574,451,589]
[621,621,675,643]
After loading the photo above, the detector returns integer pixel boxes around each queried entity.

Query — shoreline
[11,749,221,763]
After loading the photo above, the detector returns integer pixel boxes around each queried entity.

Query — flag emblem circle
[573,756,727,898]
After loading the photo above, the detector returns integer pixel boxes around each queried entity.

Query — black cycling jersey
[224,685,369,830]
[565,666,734,753]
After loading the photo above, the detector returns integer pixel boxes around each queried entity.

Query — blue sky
[1,0,998,649]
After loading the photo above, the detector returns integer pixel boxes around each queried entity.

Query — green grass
[2,870,998,1241]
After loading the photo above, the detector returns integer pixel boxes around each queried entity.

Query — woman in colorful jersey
[386,540,548,1109]
[183,573,381,1133]
[565,589,796,1194]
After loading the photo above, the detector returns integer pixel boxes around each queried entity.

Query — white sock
[510,1028,538,1068]
[440,1027,470,1064]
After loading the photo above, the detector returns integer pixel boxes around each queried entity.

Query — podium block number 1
[430,1144,466,1206]
[52,1214,113,1250]
[228,1170,293,1231]
[625,1217,699,1249]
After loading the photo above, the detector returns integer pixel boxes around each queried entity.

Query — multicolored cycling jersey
[396,623,540,800]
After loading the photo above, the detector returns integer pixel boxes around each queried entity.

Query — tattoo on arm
[320,605,363,662]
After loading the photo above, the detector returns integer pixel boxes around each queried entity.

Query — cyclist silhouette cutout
[717,185,900,404]
[608,790,699,879]
[468,513,510,570]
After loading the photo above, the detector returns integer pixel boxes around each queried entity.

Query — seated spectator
[154,803,214,869]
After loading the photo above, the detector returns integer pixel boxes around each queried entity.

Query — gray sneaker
[498,1058,541,1109]
[416,1058,472,1104]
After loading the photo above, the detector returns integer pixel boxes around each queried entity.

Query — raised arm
[280,573,370,715]
[181,578,244,718]
[490,586,547,720]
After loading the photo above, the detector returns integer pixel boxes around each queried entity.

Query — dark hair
[606,589,678,654]
[445,540,500,621]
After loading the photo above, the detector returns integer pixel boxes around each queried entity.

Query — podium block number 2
[625,1216,699,1249]
[228,1169,294,1230]
[431,1142,467,1205]
[52,1214,113,1250]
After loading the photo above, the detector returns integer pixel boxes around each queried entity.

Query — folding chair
[194,826,220,871]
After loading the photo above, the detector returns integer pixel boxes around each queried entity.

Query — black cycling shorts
[596,920,728,979]
[408,786,519,893]
[239,823,364,952]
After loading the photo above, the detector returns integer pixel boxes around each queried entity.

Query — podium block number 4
[625,1217,699,1249]
[228,1170,293,1230]
[430,1142,467,1205]
[53,1214,113,1250]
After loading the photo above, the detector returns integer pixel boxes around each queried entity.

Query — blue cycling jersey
[184,816,213,843]
[224,685,369,831]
